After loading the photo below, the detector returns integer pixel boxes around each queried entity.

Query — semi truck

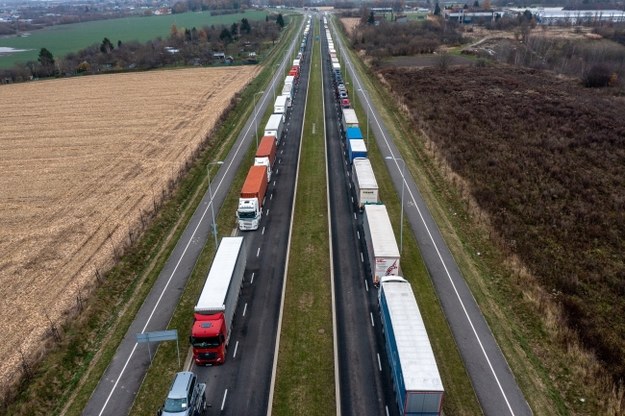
[255,135,277,181]
[237,165,268,231]
[342,108,359,131]
[281,83,293,104]
[284,75,295,88]
[274,95,288,114]
[352,157,379,209]
[264,113,285,144]
[379,277,444,416]
[363,204,400,285]
[348,139,367,162]
[190,237,247,365]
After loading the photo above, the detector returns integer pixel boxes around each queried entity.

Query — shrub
[583,64,612,87]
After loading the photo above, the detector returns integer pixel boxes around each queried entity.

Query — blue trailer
[346,127,363,141]
[348,139,367,162]
[379,277,444,416]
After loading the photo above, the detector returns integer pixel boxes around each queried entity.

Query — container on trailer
[284,75,295,87]
[341,108,359,131]
[282,83,293,102]
[255,135,277,181]
[191,237,247,365]
[348,139,367,162]
[346,127,363,141]
[332,62,341,72]
[378,277,444,416]
[237,165,268,231]
[363,204,400,284]
[274,95,288,114]
[352,157,379,209]
[264,113,285,143]
[292,59,300,68]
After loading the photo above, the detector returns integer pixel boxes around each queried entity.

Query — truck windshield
[191,336,221,348]
[163,397,187,412]
[238,211,257,219]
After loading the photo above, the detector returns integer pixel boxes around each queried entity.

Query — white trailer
[352,157,379,209]
[274,95,288,114]
[363,204,400,285]
[264,113,285,143]
[341,108,359,131]
[379,277,444,416]
[284,75,295,87]
[194,236,246,324]
[281,83,293,106]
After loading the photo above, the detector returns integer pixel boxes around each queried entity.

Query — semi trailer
[363,204,400,285]
[352,157,379,209]
[255,136,277,181]
[191,237,247,365]
[379,276,444,416]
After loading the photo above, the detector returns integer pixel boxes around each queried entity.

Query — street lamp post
[253,90,265,148]
[273,64,280,100]
[385,156,405,253]
[207,161,224,251]
[358,88,369,142]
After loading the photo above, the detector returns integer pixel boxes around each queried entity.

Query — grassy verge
[271,20,336,416]
[1,17,301,416]
[341,30,483,416]
[333,17,570,414]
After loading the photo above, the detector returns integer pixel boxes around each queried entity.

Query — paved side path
[331,20,533,416]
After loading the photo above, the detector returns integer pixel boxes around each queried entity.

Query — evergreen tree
[219,27,232,43]
[38,48,55,67]
[368,11,375,24]
[276,13,285,29]
[434,3,441,15]
[241,18,251,34]
[100,37,114,54]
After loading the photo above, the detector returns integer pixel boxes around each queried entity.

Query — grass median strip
[272,20,336,416]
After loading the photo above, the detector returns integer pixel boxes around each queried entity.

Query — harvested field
[0,66,258,392]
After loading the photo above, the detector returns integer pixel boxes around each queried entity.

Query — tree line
[0,14,286,84]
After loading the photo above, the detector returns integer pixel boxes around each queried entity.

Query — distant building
[506,7,625,25]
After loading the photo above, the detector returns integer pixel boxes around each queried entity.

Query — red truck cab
[190,312,227,365]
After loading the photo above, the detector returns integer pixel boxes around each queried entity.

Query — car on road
[339,91,348,99]
[159,371,206,416]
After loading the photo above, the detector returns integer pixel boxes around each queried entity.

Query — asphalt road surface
[195,19,313,416]
[329,19,533,416]
[320,22,399,416]
[82,21,306,416]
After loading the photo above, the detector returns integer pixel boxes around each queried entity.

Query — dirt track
[0,66,258,391]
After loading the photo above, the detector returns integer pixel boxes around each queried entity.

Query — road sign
[136,329,180,367]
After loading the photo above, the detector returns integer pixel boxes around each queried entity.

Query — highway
[195,17,313,416]
[320,21,397,416]
[82,20,306,416]
[329,17,533,416]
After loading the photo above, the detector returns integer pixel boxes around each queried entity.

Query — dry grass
[0,66,258,393]
[340,18,361,37]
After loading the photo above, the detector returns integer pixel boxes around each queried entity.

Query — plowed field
[0,66,258,390]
